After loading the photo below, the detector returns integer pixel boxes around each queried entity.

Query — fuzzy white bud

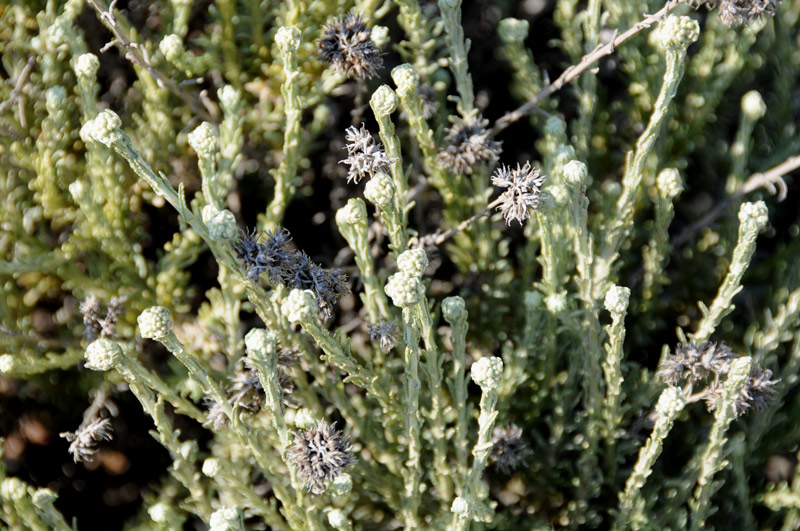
[451,496,471,517]
[604,286,631,315]
[275,26,301,52]
[498,18,529,43]
[655,386,686,419]
[138,306,174,341]
[563,160,588,186]
[0,477,28,501]
[148,502,171,523]
[327,509,349,529]
[293,408,317,429]
[202,458,221,477]
[209,506,240,531]
[741,90,766,121]
[391,64,419,97]
[80,110,123,147]
[442,296,467,325]
[370,85,398,116]
[363,172,394,209]
[335,198,368,227]
[545,291,568,313]
[0,354,15,374]
[371,25,390,47]
[188,122,217,158]
[218,85,241,111]
[282,289,316,324]
[738,201,769,232]
[656,168,683,199]
[84,339,123,371]
[159,34,184,62]
[656,15,700,52]
[244,328,275,355]
[385,272,424,307]
[396,248,428,278]
[202,206,237,241]
[471,356,504,391]
[73,53,100,80]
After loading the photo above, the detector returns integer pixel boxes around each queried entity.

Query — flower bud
[159,34,184,62]
[656,15,700,52]
[0,354,15,374]
[138,306,174,341]
[364,172,395,210]
[738,201,769,232]
[604,285,631,315]
[148,502,172,523]
[188,122,217,159]
[0,477,28,501]
[451,496,471,517]
[32,488,58,507]
[442,296,467,325]
[741,90,766,121]
[293,408,317,430]
[371,25,390,47]
[73,53,100,80]
[370,85,398,117]
[563,160,588,187]
[85,339,122,371]
[282,289,316,324]
[655,386,686,419]
[471,356,504,391]
[244,328,275,355]
[498,18,529,43]
[329,472,353,497]
[545,291,568,313]
[209,506,240,531]
[656,168,683,200]
[218,85,241,111]
[80,110,122,147]
[202,458,221,477]
[391,64,419,97]
[385,272,424,307]
[396,248,428,278]
[327,509,349,529]
[275,26,301,53]
[202,206,237,241]
[335,198,368,228]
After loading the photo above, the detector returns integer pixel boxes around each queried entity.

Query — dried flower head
[318,12,383,80]
[703,366,779,416]
[60,418,113,463]
[490,424,532,474]
[438,115,502,175]
[491,162,546,225]
[203,398,229,431]
[340,124,393,184]
[688,0,782,26]
[234,228,350,318]
[658,342,734,386]
[81,295,125,340]
[288,420,354,495]
[366,320,398,353]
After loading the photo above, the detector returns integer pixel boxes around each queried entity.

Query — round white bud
[385,272,424,307]
[370,85,398,116]
[329,472,353,497]
[738,201,769,232]
[32,488,57,507]
[563,160,588,186]
[441,296,467,325]
[209,506,240,531]
[545,291,568,313]
[741,90,766,121]
[471,356,504,391]
[656,168,683,199]
[0,354,15,374]
[282,289,316,324]
[73,53,100,80]
[364,172,394,210]
[498,18,529,43]
[217,85,241,111]
[655,386,686,419]
[0,477,28,501]
[603,286,631,315]
[138,306,174,341]
[203,207,237,241]
[159,34,184,62]
[451,496,471,517]
[188,122,217,159]
[244,328,275,355]
[335,198,368,227]
[396,248,429,278]
[202,458,221,477]
[293,408,317,430]
[327,509,349,529]
[148,502,171,523]
[275,26,301,52]
[391,64,419,97]
[371,25,390,48]
[80,110,122,147]
[84,339,123,371]
[656,15,700,52]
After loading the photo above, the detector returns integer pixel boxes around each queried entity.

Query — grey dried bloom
[81,295,126,340]
[234,228,350,318]
[60,417,113,463]
[367,320,398,353]
[491,162,546,226]
[318,12,383,80]
[688,0,782,26]
[658,342,734,386]
[490,424,532,474]
[340,124,393,184]
[438,115,502,175]
[704,366,779,416]
[204,399,229,430]
[228,365,264,413]
[288,420,354,495]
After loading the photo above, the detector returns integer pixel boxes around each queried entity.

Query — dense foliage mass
[1,0,800,529]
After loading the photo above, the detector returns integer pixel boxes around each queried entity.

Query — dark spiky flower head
[491,162,546,226]
[657,342,734,386]
[490,424,532,474]
[318,12,383,80]
[438,115,502,175]
[340,124,393,183]
[288,420,354,495]
[688,0,782,26]
[234,228,350,319]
